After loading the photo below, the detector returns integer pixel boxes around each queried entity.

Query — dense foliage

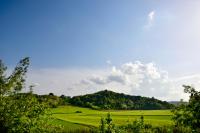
[69,90,173,110]
[36,93,70,108]
[16,92,71,109]
[0,58,61,132]
[172,85,200,132]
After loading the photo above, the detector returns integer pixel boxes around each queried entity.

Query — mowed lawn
[51,105,173,130]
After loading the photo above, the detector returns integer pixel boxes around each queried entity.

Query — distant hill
[69,90,174,110]
[168,101,188,106]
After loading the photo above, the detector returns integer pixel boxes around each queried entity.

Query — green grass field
[51,105,173,130]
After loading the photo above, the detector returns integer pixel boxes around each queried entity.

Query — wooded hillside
[69,90,173,110]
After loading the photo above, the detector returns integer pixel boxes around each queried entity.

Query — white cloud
[148,11,155,21]
[86,61,171,99]
[144,10,155,29]
[24,61,200,101]
[88,61,166,87]
[89,76,108,85]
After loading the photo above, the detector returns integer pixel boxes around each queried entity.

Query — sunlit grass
[51,105,173,130]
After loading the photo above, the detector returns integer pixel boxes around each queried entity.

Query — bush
[75,111,82,113]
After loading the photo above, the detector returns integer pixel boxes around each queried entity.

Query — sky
[1,0,200,101]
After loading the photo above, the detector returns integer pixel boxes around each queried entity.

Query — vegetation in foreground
[0,58,61,132]
[98,113,192,133]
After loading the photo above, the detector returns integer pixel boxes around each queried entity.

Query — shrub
[75,111,82,113]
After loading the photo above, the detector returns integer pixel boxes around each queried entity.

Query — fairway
[51,105,173,130]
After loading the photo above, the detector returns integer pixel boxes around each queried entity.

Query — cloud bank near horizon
[25,61,200,101]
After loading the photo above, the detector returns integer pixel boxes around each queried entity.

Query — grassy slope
[51,119,91,131]
[51,105,173,130]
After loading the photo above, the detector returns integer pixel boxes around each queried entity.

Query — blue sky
[0,1,183,70]
[1,0,200,100]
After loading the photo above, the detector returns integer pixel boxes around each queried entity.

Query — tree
[0,57,29,96]
[49,92,54,96]
[99,113,116,133]
[172,85,200,132]
[0,57,60,132]
[99,117,106,133]
[106,113,113,133]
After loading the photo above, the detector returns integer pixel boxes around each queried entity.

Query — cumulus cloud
[84,61,172,99]
[88,61,166,87]
[24,61,200,101]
